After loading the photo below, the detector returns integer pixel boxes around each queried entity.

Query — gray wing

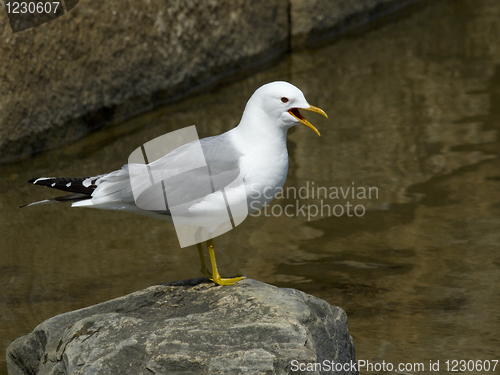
[92,133,244,215]
[200,133,244,191]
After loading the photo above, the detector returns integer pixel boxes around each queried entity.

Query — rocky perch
[7,278,357,375]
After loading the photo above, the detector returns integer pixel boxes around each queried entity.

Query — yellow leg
[197,243,212,278]
[206,239,246,286]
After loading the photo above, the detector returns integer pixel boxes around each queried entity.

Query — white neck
[228,101,289,156]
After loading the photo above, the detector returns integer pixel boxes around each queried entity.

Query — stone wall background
[0,0,419,163]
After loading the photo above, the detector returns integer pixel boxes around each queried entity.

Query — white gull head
[237,81,328,138]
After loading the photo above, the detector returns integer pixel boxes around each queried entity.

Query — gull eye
[281,97,289,103]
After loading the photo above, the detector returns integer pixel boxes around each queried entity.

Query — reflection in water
[1,0,499,373]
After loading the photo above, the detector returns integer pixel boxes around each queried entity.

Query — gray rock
[7,278,357,375]
[0,0,423,163]
[290,0,421,48]
[0,0,289,163]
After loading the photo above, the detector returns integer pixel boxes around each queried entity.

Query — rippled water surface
[1,0,500,373]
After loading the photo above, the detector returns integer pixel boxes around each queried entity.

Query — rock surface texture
[0,0,420,163]
[7,278,357,375]
[289,0,423,48]
[0,0,289,162]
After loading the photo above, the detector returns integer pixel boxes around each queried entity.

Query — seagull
[21,81,328,286]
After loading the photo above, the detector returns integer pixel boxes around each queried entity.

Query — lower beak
[288,105,328,137]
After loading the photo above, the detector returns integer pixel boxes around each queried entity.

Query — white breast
[229,130,289,213]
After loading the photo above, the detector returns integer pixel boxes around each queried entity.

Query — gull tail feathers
[19,193,92,208]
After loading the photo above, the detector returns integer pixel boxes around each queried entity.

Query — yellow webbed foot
[210,275,247,286]
[204,239,245,286]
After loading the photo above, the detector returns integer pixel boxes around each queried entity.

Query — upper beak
[288,105,328,137]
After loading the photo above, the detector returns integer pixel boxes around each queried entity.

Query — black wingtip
[27,176,96,195]
[28,177,53,185]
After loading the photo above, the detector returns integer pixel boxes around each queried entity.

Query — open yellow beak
[288,105,328,137]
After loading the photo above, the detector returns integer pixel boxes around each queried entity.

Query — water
[1,0,499,373]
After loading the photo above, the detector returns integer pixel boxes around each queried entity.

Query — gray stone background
[0,0,418,163]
